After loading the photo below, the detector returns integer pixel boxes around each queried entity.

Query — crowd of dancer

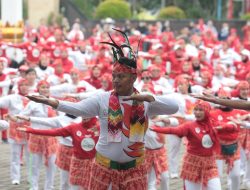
[0,18,250,190]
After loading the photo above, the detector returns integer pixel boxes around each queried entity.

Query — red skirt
[145,147,168,184]
[69,155,93,189]
[9,121,29,143]
[181,152,218,186]
[55,144,73,171]
[89,160,147,190]
[29,134,58,165]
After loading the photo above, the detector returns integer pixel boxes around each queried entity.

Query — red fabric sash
[107,89,147,142]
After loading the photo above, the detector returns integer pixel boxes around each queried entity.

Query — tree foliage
[72,0,100,19]
[95,0,131,19]
[72,0,245,19]
[136,10,156,20]
[241,13,250,20]
[157,6,186,19]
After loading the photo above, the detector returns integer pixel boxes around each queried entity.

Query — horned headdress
[100,28,140,73]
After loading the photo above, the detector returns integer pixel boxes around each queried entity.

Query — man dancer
[26,29,179,190]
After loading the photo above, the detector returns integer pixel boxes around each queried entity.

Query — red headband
[194,100,211,116]
[112,62,137,74]
[37,80,50,90]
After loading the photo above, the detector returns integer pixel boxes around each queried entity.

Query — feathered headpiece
[100,28,140,71]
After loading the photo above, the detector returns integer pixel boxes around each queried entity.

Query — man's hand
[191,92,216,103]
[203,89,214,95]
[26,95,48,104]
[123,94,155,102]
[26,95,59,109]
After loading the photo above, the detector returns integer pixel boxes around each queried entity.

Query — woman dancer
[16,97,81,190]
[17,117,99,190]
[0,79,30,185]
[19,80,58,190]
[151,100,237,190]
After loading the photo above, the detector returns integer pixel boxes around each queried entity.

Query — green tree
[136,0,218,19]
[95,0,131,19]
[72,0,100,19]
[71,0,243,20]
[157,6,186,19]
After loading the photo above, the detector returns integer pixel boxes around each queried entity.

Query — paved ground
[0,141,247,190]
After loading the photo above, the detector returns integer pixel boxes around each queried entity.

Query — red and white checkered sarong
[89,160,147,190]
[55,144,73,171]
[145,147,168,185]
[69,155,94,189]
[181,152,218,186]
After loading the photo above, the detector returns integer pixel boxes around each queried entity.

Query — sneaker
[12,180,20,185]
[170,173,179,179]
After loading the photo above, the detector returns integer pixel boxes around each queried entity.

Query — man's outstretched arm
[27,94,100,118]
[192,93,250,111]
[26,95,59,109]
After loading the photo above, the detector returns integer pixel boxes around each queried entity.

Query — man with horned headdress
[23,29,179,190]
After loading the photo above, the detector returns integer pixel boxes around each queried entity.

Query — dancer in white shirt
[25,29,179,190]
[16,98,81,190]
[0,79,30,185]
[19,80,58,190]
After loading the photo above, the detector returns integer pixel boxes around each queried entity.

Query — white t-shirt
[57,91,179,162]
